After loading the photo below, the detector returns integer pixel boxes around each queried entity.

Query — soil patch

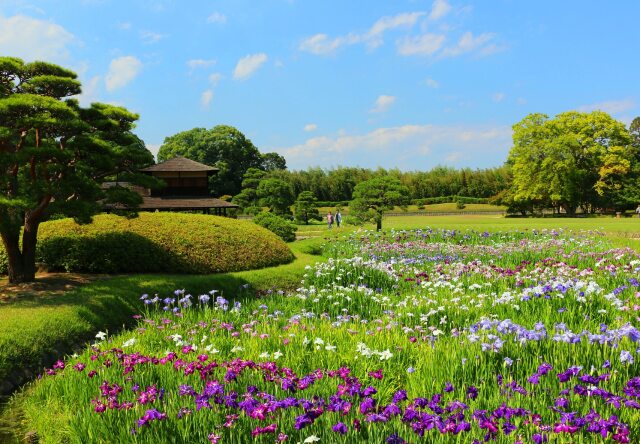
[0,272,108,304]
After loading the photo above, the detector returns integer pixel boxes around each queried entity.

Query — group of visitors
[327,210,342,229]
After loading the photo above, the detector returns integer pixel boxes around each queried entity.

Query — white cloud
[140,30,167,44]
[209,72,223,85]
[370,95,397,113]
[578,98,637,115]
[445,151,464,162]
[207,12,227,24]
[201,89,213,108]
[365,12,426,49]
[0,15,75,62]
[299,11,424,55]
[429,0,451,21]
[187,59,216,72]
[105,56,142,92]
[397,33,446,56]
[304,123,318,132]
[517,97,527,105]
[116,22,132,30]
[442,31,495,57]
[76,75,101,106]
[233,53,268,80]
[273,124,512,170]
[424,78,440,88]
[493,92,505,102]
[146,143,161,159]
[299,33,360,55]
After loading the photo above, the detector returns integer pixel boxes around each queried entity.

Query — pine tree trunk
[20,218,39,282]
[376,212,382,231]
[2,231,26,284]
[1,218,39,284]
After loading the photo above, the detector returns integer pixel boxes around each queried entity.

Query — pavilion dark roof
[104,196,239,211]
[140,156,219,173]
[139,197,238,210]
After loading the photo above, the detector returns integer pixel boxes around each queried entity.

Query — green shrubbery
[0,213,293,275]
[412,196,490,206]
[253,212,297,242]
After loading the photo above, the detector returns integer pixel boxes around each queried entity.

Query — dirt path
[0,272,108,303]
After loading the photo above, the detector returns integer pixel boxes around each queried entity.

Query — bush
[0,213,294,275]
[253,212,297,242]
[456,199,466,210]
[412,196,489,206]
[316,200,350,208]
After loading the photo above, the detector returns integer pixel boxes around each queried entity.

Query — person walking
[335,210,342,228]
[327,211,333,229]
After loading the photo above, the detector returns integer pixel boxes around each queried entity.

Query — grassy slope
[0,238,323,396]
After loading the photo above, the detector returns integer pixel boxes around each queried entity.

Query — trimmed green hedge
[253,212,297,242]
[0,213,293,275]
[412,196,490,205]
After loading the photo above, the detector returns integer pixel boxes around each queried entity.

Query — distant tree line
[158,111,640,218]
[265,165,512,203]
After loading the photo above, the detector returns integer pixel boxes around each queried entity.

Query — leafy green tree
[0,57,154,283]
[294,191,321,224]
[350,176,409,231]
[630,117,640,148]
[261,152,286,171]
[508,111,631,214]
[157,125,262,196]
[257,178,294,216]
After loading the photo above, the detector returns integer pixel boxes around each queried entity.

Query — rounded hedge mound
[0,213,294,275]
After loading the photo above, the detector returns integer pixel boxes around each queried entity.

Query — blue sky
[1,0,638,171]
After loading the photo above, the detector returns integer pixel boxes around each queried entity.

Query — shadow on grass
[0,238,328,444]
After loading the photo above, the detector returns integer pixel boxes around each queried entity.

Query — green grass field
[7,221,640,443]
[316,202,507,215]
[1,214,639,443]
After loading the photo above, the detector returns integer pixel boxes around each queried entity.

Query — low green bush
[253,212,297,242]
[412,196,490,206]
[315,200,350,207]
[0,213,294,275]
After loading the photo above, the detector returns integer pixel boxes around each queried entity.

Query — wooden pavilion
[104,156,239,215]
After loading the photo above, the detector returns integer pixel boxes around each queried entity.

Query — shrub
[0,213,293,275]
[253,212,297,242]
[316,201,350,208]
[456,199,466,210]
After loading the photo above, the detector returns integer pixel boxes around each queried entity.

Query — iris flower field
[22,228,640,443]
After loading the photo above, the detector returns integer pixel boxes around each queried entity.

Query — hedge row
[0,213,294,275]
[412,196,490,205]
[315,201,350,208]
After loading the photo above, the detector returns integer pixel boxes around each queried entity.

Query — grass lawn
[298,214,640,245]
[7,221,640,443]
[0,239,323,396]
[1,215,638,442]
[316,202,507,215]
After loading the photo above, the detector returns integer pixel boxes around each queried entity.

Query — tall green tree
[294,191,321,224]
[508,111,632,214]
[257,178,294,216]
[157,125,263,196]
[0,57,153,283]
[261,152,287,171]
[350,176,409,231]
